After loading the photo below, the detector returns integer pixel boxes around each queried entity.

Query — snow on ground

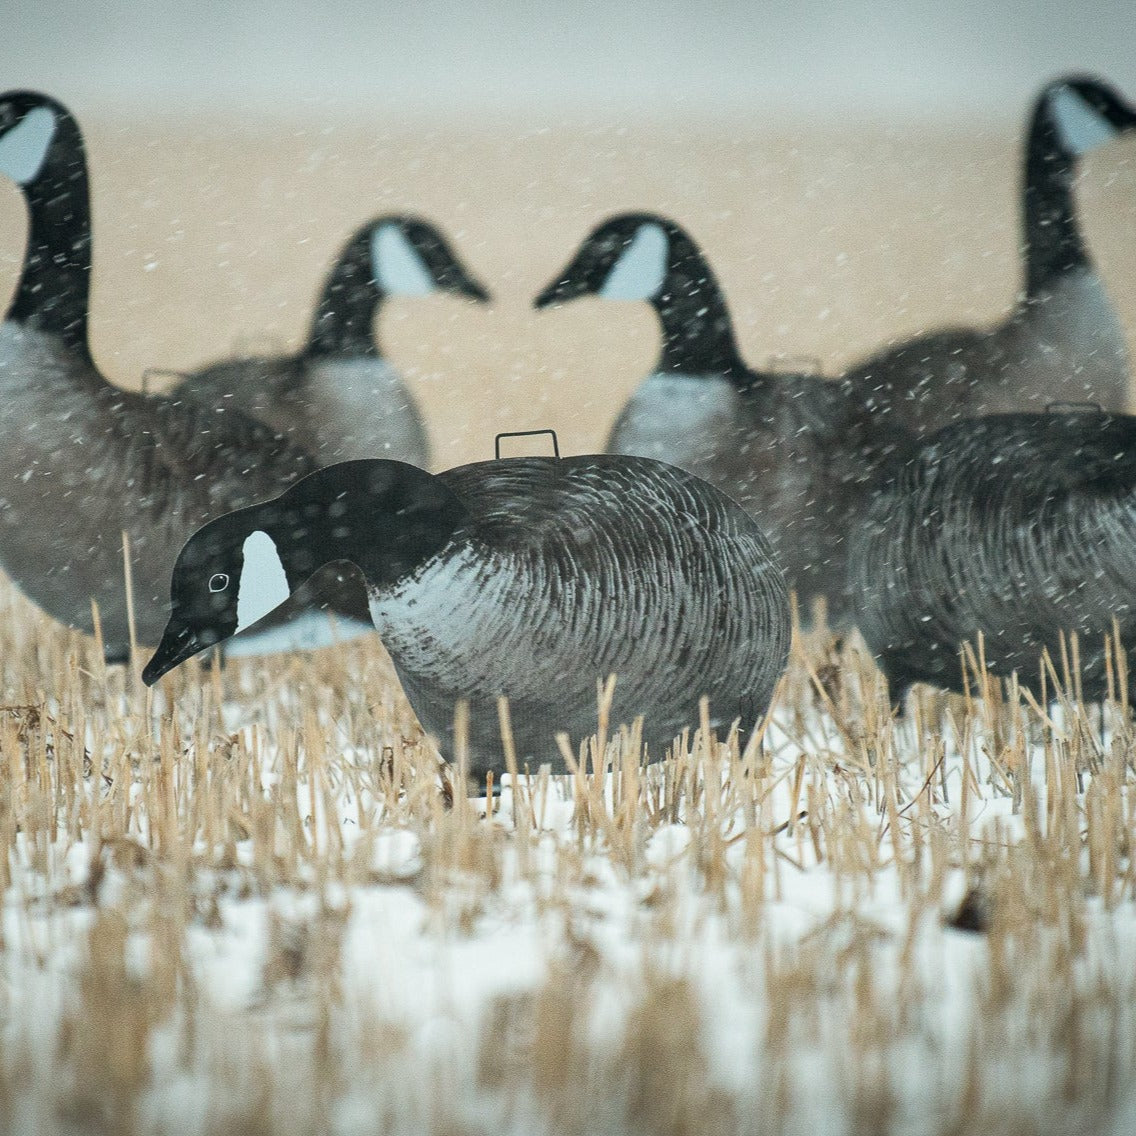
[0,604,1133,1134]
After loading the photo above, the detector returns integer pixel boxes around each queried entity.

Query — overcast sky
[3,0,1135,121]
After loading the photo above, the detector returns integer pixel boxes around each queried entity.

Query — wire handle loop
[495,429,561,460]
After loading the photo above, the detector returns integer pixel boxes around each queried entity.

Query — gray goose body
[605,369,901,631]
[842,76,1136,436]
[0,90,320,659]
[144,456,792,778]
[535,213,905,630]
[178,353,429,467]
[0,325,318,657]
[375,457,790,768]
[851,410,1136,702]
[175,216,488,467]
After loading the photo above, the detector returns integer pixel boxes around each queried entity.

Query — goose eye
[208,573,230,593]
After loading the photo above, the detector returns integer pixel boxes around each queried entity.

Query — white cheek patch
[1051,87,1117,155]
[372,223,436,296]
[599,222,669,301]
[235,530,291,633]
[0,106,57,186]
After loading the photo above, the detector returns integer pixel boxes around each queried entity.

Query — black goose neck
[267,460,467,592]
[1021,99,1092,297]
[7,104,92,356]
[652,227,747,379]
[303,229,384,359]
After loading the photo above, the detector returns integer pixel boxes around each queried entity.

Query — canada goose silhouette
[142,455,792,777]
[175,215,489,466]
[842,75,1136,436]
[851,406,1136,704]
[0,89,338,661]
[533,212,906,630]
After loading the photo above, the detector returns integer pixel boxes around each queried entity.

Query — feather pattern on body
[852,410,1136,700]
[370,456,791,771]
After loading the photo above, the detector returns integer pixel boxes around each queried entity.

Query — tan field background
[2,112,1135,469]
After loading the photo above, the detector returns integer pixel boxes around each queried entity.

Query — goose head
[141,514,288,681]
[306,214,489,356]
[533,213,673,308]
[1022,75,1136,295]
[368,215,490,302]
[533,212,746,378]
[0,90,91,349]
[1036,75,1136,160]
[142,459,466,684]
[0,90,71,188]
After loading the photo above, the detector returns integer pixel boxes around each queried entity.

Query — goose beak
[459,275,492,303]
[142,620,210,685]
[533,273,583,309]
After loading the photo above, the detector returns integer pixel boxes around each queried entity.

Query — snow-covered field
[0,580,1133,1136]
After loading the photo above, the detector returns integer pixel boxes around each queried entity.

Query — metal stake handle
[494,429,561,460]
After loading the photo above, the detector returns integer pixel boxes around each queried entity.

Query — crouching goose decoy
[843,75,1136,436]
[533,212,906,630]
[142,455,792,776]
[175,215,489,466]
[0,89,338,661]
[850,407,1136,704]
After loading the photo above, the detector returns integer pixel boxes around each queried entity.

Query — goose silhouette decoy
[142,455,792,777]
[0,89,340,661]
[175,215,489,466]
[533,212,906,630]
[850,406,1136,704]
[842,75,1136,436]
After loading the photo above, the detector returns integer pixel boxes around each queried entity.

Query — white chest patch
[0,107,57,186]
[235,530,291,633]
[1051,87,1117,155]
[599,222,669,301]
[372,223,435,296]
[609,373,739,465]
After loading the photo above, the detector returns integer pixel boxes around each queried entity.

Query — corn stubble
[0,580,1132,1135]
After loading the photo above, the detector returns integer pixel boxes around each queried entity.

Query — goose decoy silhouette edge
[143,455,793,777]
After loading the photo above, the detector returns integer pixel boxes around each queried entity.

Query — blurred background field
[2,3,1136,465]
[2,118,1135,466]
